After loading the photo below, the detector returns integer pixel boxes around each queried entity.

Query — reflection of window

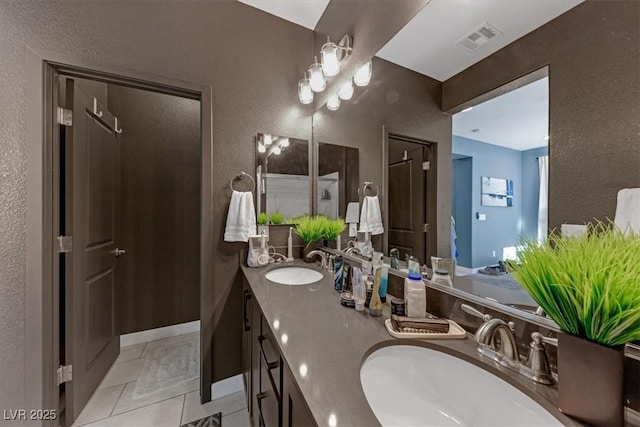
[481,176,514,207]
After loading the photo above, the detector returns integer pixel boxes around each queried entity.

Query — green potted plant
[508,222,640,426]
[257,212,269,239]
[295,215,325,260]
[322,218,346,249]
[269,212,284,225]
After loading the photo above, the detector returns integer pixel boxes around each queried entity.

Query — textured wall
[107,84,201,335]
[0,0,313,414]
[443,1,640,229]
[313,56,452,256]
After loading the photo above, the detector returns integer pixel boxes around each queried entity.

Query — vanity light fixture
[353,60,372,87]
[321,35,353,77]
[257,144,266,154]
[272,146,282,155]
[298,73,314,104]
[309,57,326,93]
[338,78,354,100]
[327,93,341,111]
[263,134,273,146]
[279,138,290,148]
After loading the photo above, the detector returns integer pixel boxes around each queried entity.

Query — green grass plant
[508,221,640,347]
[322,218,346,242]
[269,212,284,225]
[295,215,325,247]
[257,212,269,225]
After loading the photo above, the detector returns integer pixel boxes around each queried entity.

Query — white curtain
[537,156,549,242]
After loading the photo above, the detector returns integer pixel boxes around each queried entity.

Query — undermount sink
[264,266,323,285]
[360,344,563,426]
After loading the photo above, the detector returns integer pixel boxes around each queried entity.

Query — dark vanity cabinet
[243,282,316,427]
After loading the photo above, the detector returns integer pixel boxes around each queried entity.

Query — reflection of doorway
[386,134,437,265]
[452,155,472,267]
[451,71,549,269]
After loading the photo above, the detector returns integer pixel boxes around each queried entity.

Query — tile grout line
[109,382,129,417]
[179,393,187,426]
[100,394,188,421]
[222,406,249,418]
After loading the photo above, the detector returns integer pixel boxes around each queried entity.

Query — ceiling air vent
[457,22,503,50]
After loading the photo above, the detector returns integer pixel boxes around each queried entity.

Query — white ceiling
[453,76,548,151]
[377,0,583,81]
[237,0,330,30]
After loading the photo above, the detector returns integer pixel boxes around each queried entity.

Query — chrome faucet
[343,246,361,256]
[475,318,519,362]
[461,304,554,385]
[306,250,328,269]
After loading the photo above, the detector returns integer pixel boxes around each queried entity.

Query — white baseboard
[211,374,244,400]
[456,266,480,276]
[120,320,200,347]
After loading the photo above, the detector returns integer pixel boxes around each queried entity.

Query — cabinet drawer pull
[257,392,267,402]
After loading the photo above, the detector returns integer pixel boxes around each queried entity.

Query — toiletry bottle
[343,263,351,292]
[334,256,344,291]
[353,267,365,312]
[379,266,389,303]
[390,248,400,270]
[404,272,426,318]
[368,267,383,317]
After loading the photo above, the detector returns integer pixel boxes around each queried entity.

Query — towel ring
[361,181,379,197]
[230,172,256,192]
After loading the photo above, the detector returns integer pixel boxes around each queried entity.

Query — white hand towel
[224,190,257,242]
[614,188,640,234]
[359,196,384,236]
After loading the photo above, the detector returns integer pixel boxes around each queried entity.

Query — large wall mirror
[317,142,359,219]
[255,133,310,220]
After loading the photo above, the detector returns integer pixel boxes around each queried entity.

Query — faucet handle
[526,332,555,385]
[461,303,492,322]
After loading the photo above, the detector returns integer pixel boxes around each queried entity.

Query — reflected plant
[257,212,269,226]
[322,218,346,242]
[270,212,284,225]
[508,221,640,347]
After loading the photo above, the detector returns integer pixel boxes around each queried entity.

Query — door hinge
[56,107,72,126]
[56,235,73,253]
[57,365,72,385]
[423,223,430,232]
[422,161,430,170]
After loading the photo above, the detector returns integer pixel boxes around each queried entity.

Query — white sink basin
[360,345,562,426]
[264,267,323,285]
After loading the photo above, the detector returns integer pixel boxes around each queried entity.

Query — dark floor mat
[181,412,222,427]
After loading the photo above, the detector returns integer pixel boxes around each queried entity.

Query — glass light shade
[298,77,313,104]
[354,60,372,87]
[263,134,272,146]
[338,78,354,100]
[257,144,266,153]
[321,41,340,77]
[327,94,341,111]
[308,61,326,92]
[279,138,290,148]
[272,146,282,155]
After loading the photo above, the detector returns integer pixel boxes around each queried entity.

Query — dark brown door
[63,78,121,424]
[388,144,426,264]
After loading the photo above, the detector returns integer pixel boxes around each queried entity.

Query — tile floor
[72,332,250,427]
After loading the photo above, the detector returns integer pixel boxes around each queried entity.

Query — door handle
[113,248,126,257]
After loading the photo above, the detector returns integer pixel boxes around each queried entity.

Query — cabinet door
[251,301,263,427]
[282,365,316,427]
[242,283,253,416]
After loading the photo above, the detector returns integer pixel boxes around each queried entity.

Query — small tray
[384,318,467,340]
